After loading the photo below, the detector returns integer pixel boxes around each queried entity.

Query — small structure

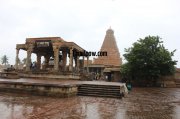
[15,37,88,79]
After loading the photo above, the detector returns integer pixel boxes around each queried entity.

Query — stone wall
[157,75,176,88]
[19,73,81,80]
[0,82,78,98]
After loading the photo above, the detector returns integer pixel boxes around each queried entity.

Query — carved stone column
[36,53,41,70]
[53,46,59,71]
[15,48,20,69]
[62,50,67,71]
[69,48,73,72]
[44,55,50,69]
[76,56,80,72]
[26,44,34,71]
[87,56,89,73]
[82,56,84,73]
[74,56,77,72]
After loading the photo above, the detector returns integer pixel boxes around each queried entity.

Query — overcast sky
[0,0,180,67]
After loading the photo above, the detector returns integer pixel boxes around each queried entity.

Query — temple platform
[18,72,80,80]
[0,78,128,98]
[0,72,19,79]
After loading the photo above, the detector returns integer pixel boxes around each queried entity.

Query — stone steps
[176,83,180,88]
[77,84,123,98]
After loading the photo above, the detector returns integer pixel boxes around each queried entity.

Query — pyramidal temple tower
[93,28,122,66]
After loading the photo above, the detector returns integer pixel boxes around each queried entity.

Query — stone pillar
[36,53,41,70]
[15,48,20,69]
[82,56,84,73]
[69,48,73,72]
[44,55,50,69]
[53,46,59,71]
[76,56,80,72]
[74,57,77,67]
[26,45,34,71]
[74,56,77,72]
[62,50,67,71]
[87,56,89,73]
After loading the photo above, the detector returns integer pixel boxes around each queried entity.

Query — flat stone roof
[26,37,65,44]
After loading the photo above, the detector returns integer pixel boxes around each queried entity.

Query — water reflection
[0,88,179,119]
[0,100,33,119]
[86,103,99,119]
[173,102,180,119]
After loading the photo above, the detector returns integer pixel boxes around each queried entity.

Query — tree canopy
[1,55,9,65]
[120,36,177,85]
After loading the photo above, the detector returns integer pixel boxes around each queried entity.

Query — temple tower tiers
[94,28,122,66]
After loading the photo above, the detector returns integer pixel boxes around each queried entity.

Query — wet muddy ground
[0,88,179,119]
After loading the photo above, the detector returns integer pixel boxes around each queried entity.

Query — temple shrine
[86,28,122,81]
[15,37,89,79]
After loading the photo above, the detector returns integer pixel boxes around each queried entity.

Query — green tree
[1,55,9,65]
[120,36,177,86]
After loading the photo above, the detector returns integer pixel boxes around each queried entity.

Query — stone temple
[15,37,88,79]
[14,28,122,81]
[93,28,122,66]
[86,28,122,81]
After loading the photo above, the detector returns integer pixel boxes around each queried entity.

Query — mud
[0,88,179,119]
